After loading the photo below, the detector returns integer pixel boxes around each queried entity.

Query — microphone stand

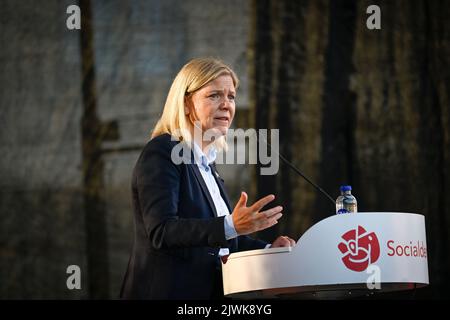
[257,134,336,206]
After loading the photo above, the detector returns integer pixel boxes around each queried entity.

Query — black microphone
[256,134,336,206]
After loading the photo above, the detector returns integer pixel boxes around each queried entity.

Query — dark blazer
[120,133,267,299]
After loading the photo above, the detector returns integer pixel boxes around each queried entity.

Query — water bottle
[336,185,358,214]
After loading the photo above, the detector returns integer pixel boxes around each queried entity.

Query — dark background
[0,0,448,299]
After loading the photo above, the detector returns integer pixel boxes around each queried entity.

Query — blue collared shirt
[192,143,237,256]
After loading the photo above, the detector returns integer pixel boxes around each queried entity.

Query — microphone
[256,134,336,206]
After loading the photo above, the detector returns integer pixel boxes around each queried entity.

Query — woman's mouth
[214,116,230,125]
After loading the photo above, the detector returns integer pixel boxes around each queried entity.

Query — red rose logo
[338,226,380,272]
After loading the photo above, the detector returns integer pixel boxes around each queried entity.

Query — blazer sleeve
[135,137,229,250]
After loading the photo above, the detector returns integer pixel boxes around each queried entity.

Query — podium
[222,212,429,299]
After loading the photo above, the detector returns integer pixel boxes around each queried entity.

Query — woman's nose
[220,97,233,109]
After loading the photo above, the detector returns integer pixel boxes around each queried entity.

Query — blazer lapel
[209,163,232,213]
[189,164,218,217]
[208,162,239,252]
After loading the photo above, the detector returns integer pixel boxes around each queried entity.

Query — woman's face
[188,74,236,137]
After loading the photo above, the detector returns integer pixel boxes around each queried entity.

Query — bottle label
[337,209,349,214]
[344,203,357,213]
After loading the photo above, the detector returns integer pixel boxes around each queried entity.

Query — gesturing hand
[270,236,296,248]
[232,192,283,235]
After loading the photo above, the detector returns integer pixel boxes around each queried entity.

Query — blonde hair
[151,57,239,150]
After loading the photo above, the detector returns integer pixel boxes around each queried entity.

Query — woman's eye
[209,94,220,99]
[228,95,235,101]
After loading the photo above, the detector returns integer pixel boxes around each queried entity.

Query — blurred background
[0,0,448,299]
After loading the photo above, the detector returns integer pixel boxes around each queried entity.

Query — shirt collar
[192,142,217,171]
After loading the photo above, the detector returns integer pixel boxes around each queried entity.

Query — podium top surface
[228,246,292,260]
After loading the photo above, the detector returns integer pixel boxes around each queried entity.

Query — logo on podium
[338,226,380,272]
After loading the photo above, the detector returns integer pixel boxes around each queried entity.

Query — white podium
[222,212,429,299]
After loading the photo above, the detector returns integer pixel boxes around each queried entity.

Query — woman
[120,57,295,299]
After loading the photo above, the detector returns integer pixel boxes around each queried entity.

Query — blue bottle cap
[340,185,352,192]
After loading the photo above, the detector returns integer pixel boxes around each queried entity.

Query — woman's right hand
[231,192,283,235]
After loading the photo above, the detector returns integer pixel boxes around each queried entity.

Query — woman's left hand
[270,236,296,248]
